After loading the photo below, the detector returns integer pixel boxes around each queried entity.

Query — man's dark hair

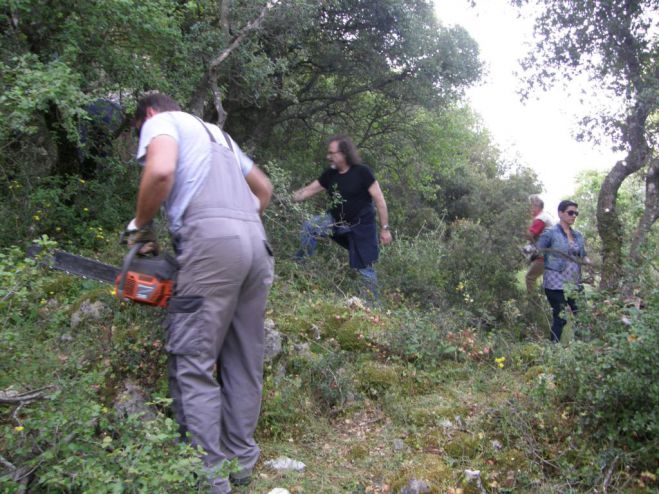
[134,93,181,123]
[328,135,362,167]
[558,200,578,212]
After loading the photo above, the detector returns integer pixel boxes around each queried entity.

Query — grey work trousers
[165,215,274,493]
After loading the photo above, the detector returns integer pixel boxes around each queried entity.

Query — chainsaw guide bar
[28,244,177,308]
[28,245,120,284]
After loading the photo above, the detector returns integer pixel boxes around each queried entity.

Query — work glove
[123,219,159,255]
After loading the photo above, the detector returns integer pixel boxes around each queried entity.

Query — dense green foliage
[550,290,658,466]
[2,241,657,492]
[1,0,657,492]
[513,0,658,287]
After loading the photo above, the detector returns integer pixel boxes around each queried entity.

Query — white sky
[434,0,622,214]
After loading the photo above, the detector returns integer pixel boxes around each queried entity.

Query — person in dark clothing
[292,135,392,298]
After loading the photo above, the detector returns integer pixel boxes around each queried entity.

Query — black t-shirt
[318,164,376,224]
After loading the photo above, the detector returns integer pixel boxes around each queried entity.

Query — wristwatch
[382,224,390,230]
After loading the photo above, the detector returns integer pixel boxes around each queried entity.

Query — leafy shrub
[438,219,520,318]
[297,351,356,412]
[378,227,449,307]
[373,308,464,369]
[0,364,207,494]
[547,302,659,469]
[1,161,139,250]
[259,374,313,440]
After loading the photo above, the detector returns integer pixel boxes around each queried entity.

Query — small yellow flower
[14,426,24,432]
[495,356,506,368]
[55,227,62,232]
[79,179,86,184]
[83,208,89,212]
[33,215,40,221]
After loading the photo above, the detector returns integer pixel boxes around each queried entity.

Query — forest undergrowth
[0,232,657,494]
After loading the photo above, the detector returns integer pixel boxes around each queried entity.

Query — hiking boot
[230,470,252,487]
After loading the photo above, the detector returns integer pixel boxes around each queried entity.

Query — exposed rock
[400,479,431,494]
[264,456,306,472]
[70,300,109,328]
[114,380,156,421]
[264,318,283,362]
[346,296,366,310]
[264,318,276,332]
[463,469,487,494]
[393,438,406,452]
[267,489,291,494]
[310,323,321,340]
[292,342,312,358]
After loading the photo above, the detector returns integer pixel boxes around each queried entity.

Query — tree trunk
[630,158,659,261]
[596,103,650,290]
[187,1,279,125]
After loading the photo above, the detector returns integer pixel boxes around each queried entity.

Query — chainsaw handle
[117,243,144,298]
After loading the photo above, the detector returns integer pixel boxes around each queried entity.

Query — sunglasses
[566,210,579,217]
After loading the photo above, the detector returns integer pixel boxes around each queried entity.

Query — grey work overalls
[164,121,274,493]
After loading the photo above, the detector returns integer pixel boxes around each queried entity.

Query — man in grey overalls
[130,93,274,493]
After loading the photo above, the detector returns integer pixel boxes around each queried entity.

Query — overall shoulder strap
[221,131,235,152]
[193,115,237,157]
[193,115,217,143]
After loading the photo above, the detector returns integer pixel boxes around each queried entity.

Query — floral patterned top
[543,239,582,290]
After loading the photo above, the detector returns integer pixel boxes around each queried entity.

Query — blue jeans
[296,214,379,300]
[296,213,335,257]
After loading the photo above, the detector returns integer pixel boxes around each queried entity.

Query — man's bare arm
[368,180,392,245]
[135,135,178,228]
[245,166,273,215]
[292,180,324,202]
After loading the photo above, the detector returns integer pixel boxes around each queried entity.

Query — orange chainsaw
[30,243,177,308]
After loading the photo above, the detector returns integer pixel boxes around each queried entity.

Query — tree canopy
[513,0,658,288]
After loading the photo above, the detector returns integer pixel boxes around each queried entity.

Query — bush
[1,388,205,493]
[0,160,139,250]
[373,308,470,369]
[378,227,450,307]
[438,219,520,319]
[546,290,659,470]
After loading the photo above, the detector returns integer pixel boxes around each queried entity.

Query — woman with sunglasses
[537,200,592,342]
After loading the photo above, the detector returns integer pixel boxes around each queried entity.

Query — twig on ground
[601,454,619,493]
[0,385,56,404]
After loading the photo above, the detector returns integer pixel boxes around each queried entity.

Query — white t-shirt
[534,210,555,227]
[136,111,254,232]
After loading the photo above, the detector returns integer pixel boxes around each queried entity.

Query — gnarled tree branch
[188,0,281,124]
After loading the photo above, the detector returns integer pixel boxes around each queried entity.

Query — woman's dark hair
[558,200,578,212]
[134,93,181,123]
[328,135,362,167]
